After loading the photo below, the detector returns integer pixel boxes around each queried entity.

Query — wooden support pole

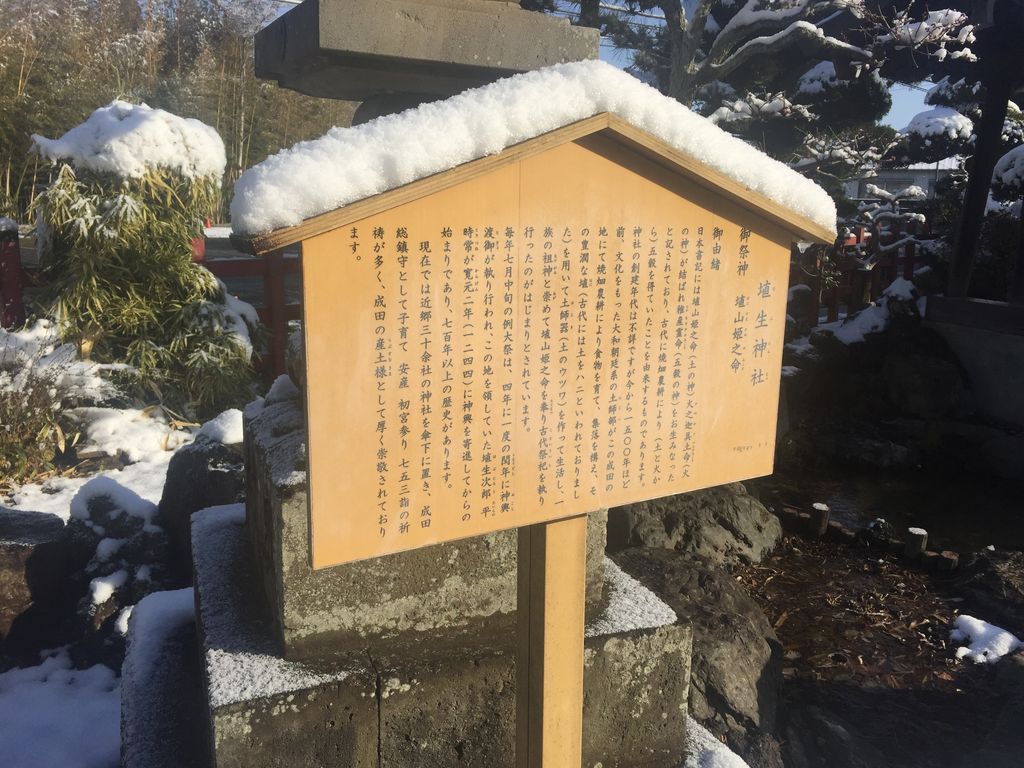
[904,528,928,559]
[516,514,587,768]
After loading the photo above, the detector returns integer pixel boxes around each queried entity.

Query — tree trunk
[947,71,1011,298]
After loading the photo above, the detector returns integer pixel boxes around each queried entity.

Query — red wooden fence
[204,249,302,380]
[788,224,928,327]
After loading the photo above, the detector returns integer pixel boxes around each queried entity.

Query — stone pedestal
[256,0,598,102]
[243,379,608,664]
[192,504,692,768]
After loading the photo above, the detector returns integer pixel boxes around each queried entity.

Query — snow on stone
[69,475,158,526]
[231,60,836,236]
[32,100,225,180]
[8,449,175,523]
[197,408,244,445]
[0,649,120,768]
[123,588,195,691]
[0,217,17,233]
[95,537,126,561]
[812,502,829,512]
[903,107,973,141]
[950,615,1022,664]
[818,278,916,344]
[192,504,353,708]
[685,715,750,768]
[993,144,1024,192]
[266,373,300,403]
[908,527,928,536]
[797,61,839,95]
[585,559,677,638]
[71,406,189,462]
[90,568,129,605]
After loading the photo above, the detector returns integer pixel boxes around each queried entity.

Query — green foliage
[0,353,74,487]
[33,163,258,417]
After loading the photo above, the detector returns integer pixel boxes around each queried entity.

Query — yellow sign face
[301,134,792,569]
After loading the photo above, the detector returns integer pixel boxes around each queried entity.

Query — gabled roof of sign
[231,60,837,253]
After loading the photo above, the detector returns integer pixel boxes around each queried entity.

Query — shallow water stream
[753,468,1024,553]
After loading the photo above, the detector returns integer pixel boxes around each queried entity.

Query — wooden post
[516,514,587,768]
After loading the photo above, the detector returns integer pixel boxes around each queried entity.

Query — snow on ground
[0,320,125,402]
[684,716,750,768]
[32,100,225,180]
[231,59,836,237]
[0,649,121,768]
[950,615,1023,664]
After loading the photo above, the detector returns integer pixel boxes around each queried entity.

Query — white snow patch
[266,373,300,403]
[0,217,17,233]
[0,649,120,768]
[197,408,244,445]
[90,569,128,605]
[908,527,927,536]
[781,365,800,379]
[903,107,973,141]
[797,61,839,95]
[69,475,158,525]
[71,406,189,462]
[217,280,260,359]
[685,715,750,767]
[951,615,1022,664]
[231,60,836,237]
[115,606,133,636]
[95,537,126,561]
[0,319,123,402]
[817,278,916,344]
[33,100,225,180]
[993,144,1024,192]
[812,502,830,512]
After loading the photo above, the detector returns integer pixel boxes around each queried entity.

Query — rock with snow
[608,482,782,566]
[0,217,17,234]
[196,408,244,445]
[953,551,1024,636]
[230,60,836,237]
[0,506,69,653]
[951,615,1022,664]
[32,101,225,180]
[156,431,245,567]
[121,588,209,768]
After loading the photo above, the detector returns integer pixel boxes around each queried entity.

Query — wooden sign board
[293,117,821,570]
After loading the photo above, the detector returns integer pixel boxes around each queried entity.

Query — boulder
[614,548,782,757]
[882,352,964,418]
[608,482,781,566]
[978,432,1024,481]
[0,506,69,653]
[952,551,1024,636]
[156,435,245,569]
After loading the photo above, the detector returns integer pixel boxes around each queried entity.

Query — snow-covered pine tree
[31,101,259,416]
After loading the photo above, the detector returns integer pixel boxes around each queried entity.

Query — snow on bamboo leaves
[31,102,259,417]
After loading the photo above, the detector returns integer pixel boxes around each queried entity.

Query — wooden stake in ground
[516,515,587,768]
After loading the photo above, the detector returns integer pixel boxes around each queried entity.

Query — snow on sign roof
[32,101,226,180]
[230,60,836,243]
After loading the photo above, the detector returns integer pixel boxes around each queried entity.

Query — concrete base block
[244,390,608,663]
[193,504,691,767]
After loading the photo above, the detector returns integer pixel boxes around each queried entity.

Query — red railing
[789,223,928,328]
[203,248,301,380]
